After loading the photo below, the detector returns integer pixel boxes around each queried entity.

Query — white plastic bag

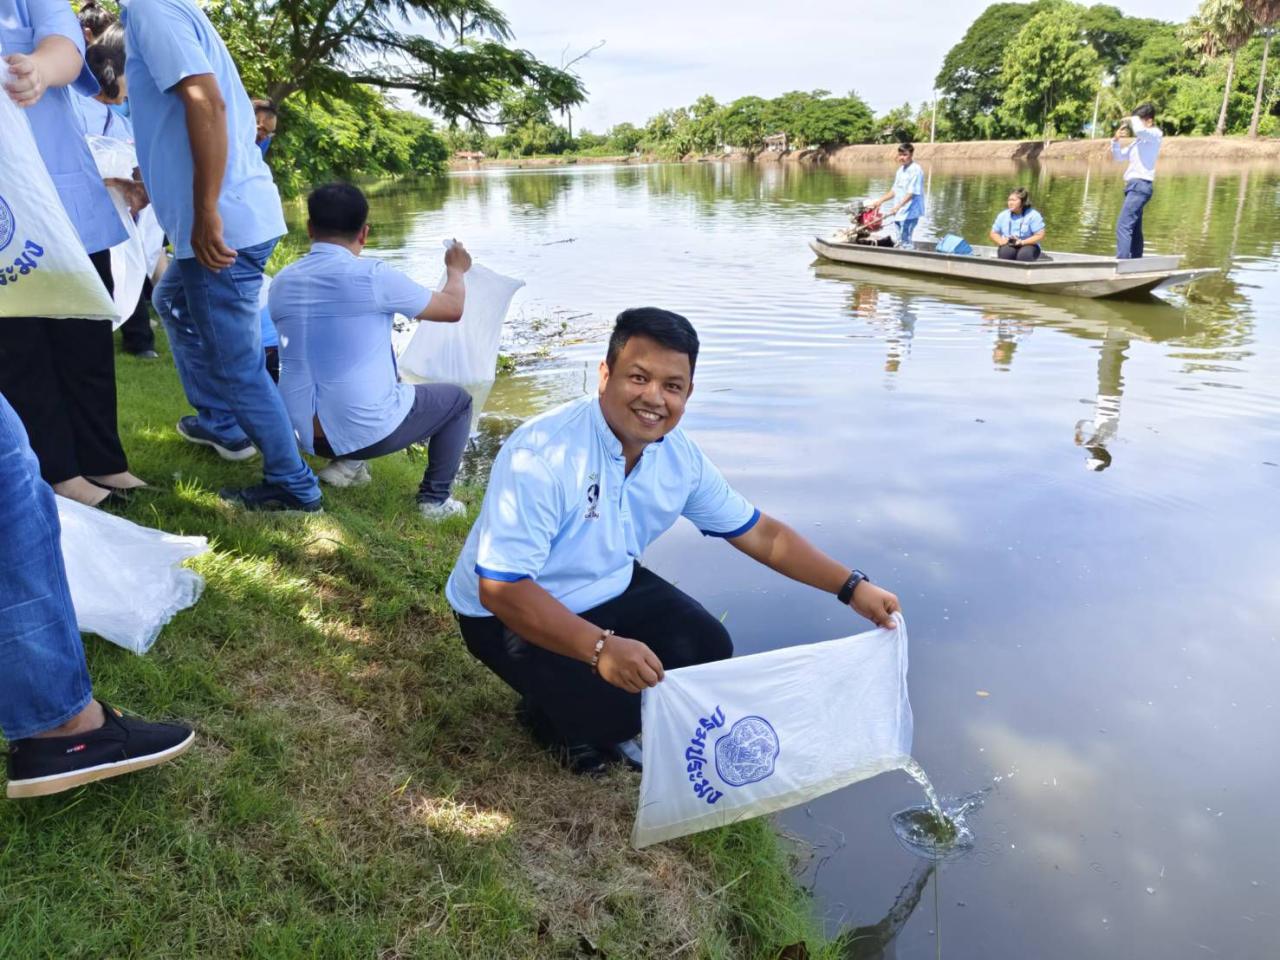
[86,135,147,329]
[632,614,913,848]
[57,496,209,655]
[0,60,116,321]
[397,243,523,429]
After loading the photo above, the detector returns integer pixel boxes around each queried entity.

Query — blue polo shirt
[891,161,926,223]
[269,243,428,456]
[1,0,126,255]
[446,395,761,618]
[120,0,284,260]
[992,207,1045,241]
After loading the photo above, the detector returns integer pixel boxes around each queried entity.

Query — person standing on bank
[989,187,1045,261]
[1112,103,1162,260]
[0,0,148,507]
[872,142,926,249]
[446,308,903,775]
[122,0,322,511]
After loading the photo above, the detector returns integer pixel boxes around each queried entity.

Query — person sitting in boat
[989,188,1045,262]
[445,307,903,775]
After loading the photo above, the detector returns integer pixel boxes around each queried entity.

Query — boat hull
[809,237,1214,299]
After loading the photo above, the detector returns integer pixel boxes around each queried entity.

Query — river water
[289,160,1280,958]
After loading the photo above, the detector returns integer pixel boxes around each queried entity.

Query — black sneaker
[515,699,612,777]
[6,703,194,799]
[176,416,258,462]
[219,483,323,513]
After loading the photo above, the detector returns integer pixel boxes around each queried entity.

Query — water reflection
[837,861,936,960]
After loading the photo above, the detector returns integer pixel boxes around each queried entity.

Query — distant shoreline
[449,136,1280,171]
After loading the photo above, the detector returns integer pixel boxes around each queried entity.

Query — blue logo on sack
[0,194,15,253]
[715,715,780,787]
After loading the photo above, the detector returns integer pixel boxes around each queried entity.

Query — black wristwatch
[837,569,869,605]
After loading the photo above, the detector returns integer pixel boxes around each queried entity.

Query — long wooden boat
[809,236,1215,299]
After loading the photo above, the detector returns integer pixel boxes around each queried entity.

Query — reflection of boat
[812,261,1203,344]
[810,235,1215,299]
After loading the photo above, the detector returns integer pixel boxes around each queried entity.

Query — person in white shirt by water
[1111,102,1162,259]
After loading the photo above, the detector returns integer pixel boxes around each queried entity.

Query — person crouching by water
[990,188,1045,262]
[872,142,926,249]
[269,183,475,519]
[446,308,903,776]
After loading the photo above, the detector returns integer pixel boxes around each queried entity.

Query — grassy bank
[0,330,834,959]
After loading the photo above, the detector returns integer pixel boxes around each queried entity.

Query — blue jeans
[1116,179,1152,259]
[169,241,319,503]
[896,218,919,249]
[0,391,93,741]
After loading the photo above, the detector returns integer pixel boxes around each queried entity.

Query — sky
[475,0,1202,132]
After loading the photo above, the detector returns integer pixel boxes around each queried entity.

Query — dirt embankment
[448,154,642,170]
[825,137,1280,164]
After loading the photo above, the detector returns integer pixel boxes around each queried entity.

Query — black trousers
[997,242,1041,261]
[0,250,128,485]
[457,564,733,745]
[118,277,156,354]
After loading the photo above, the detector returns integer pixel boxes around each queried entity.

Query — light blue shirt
[269,243,429,456]
[446,395,760,618]
[120,0,284,260]
[991,207,1045,241]
[891,161,926,223]
[1112,117,1162,182]
[1,0,127,255]
[73,93,134,141]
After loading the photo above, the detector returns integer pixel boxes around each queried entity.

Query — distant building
[762,132,789,152]
[454,151,486,161]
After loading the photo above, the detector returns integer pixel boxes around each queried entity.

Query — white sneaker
[317,459,371,488]
[417,497,466,520]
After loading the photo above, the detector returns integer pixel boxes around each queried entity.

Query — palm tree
[1244,0,1280,136]
[1185,0,1258,135]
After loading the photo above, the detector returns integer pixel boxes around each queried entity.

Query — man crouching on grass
[445,308,901,775]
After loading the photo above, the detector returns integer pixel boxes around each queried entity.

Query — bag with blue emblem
[935,234,973,255]
[632,614,913,848]
[0,57,117,320]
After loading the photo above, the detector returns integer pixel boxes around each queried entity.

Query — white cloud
[473,0,1202,131]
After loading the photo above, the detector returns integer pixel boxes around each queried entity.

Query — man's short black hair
[1134,102,1156,122]
[897,141,915,155]
[253,98,278,118]
[606,308,699,377]
[308,182,368,240]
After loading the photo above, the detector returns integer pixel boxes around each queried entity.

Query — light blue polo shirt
[446,395,761,618]
[73,94,134,141]
[269,243,427,456]
[1,0,126,255]
[891,161,926,222]
[120,0,284,260]
[992,207,1045,241]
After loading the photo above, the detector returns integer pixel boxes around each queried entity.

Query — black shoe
[6,703,194,799]
[219,483,323,513]
[515,699,612,777]
[177,416,258,462]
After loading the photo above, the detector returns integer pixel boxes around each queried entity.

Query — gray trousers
[316,383,472,503]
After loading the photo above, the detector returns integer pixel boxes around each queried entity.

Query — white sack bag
[0,60,116,320]
[398,242,523,430]
[86,135,147,329]
[632,614,913,848]
[57,496,209,655]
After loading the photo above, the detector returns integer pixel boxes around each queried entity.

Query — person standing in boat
[989,188,1045,261]
[1111,103,1162,259]
[872,142,925,249]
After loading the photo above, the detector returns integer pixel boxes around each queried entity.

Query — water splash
[892,790,988,862]
[898,757,945,820]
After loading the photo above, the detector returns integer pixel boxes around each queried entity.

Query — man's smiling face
[598,334,693,453]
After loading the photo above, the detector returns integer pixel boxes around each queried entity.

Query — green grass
[0,328,835,959]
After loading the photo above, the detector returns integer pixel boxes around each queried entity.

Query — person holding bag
[0,0,148,506]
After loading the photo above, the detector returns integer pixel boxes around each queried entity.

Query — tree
[998,5,1101,141]
[1243,0,1280,136]
[1081,5,1169,73]
[788,93,874,146]
[207,0,585,124]
[719,96,772,151]
[874,102,920,144]
[606,122,643,154]
[1115,26,1202,111]
[935,1,1044,139]
[1184,0,1257,135]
